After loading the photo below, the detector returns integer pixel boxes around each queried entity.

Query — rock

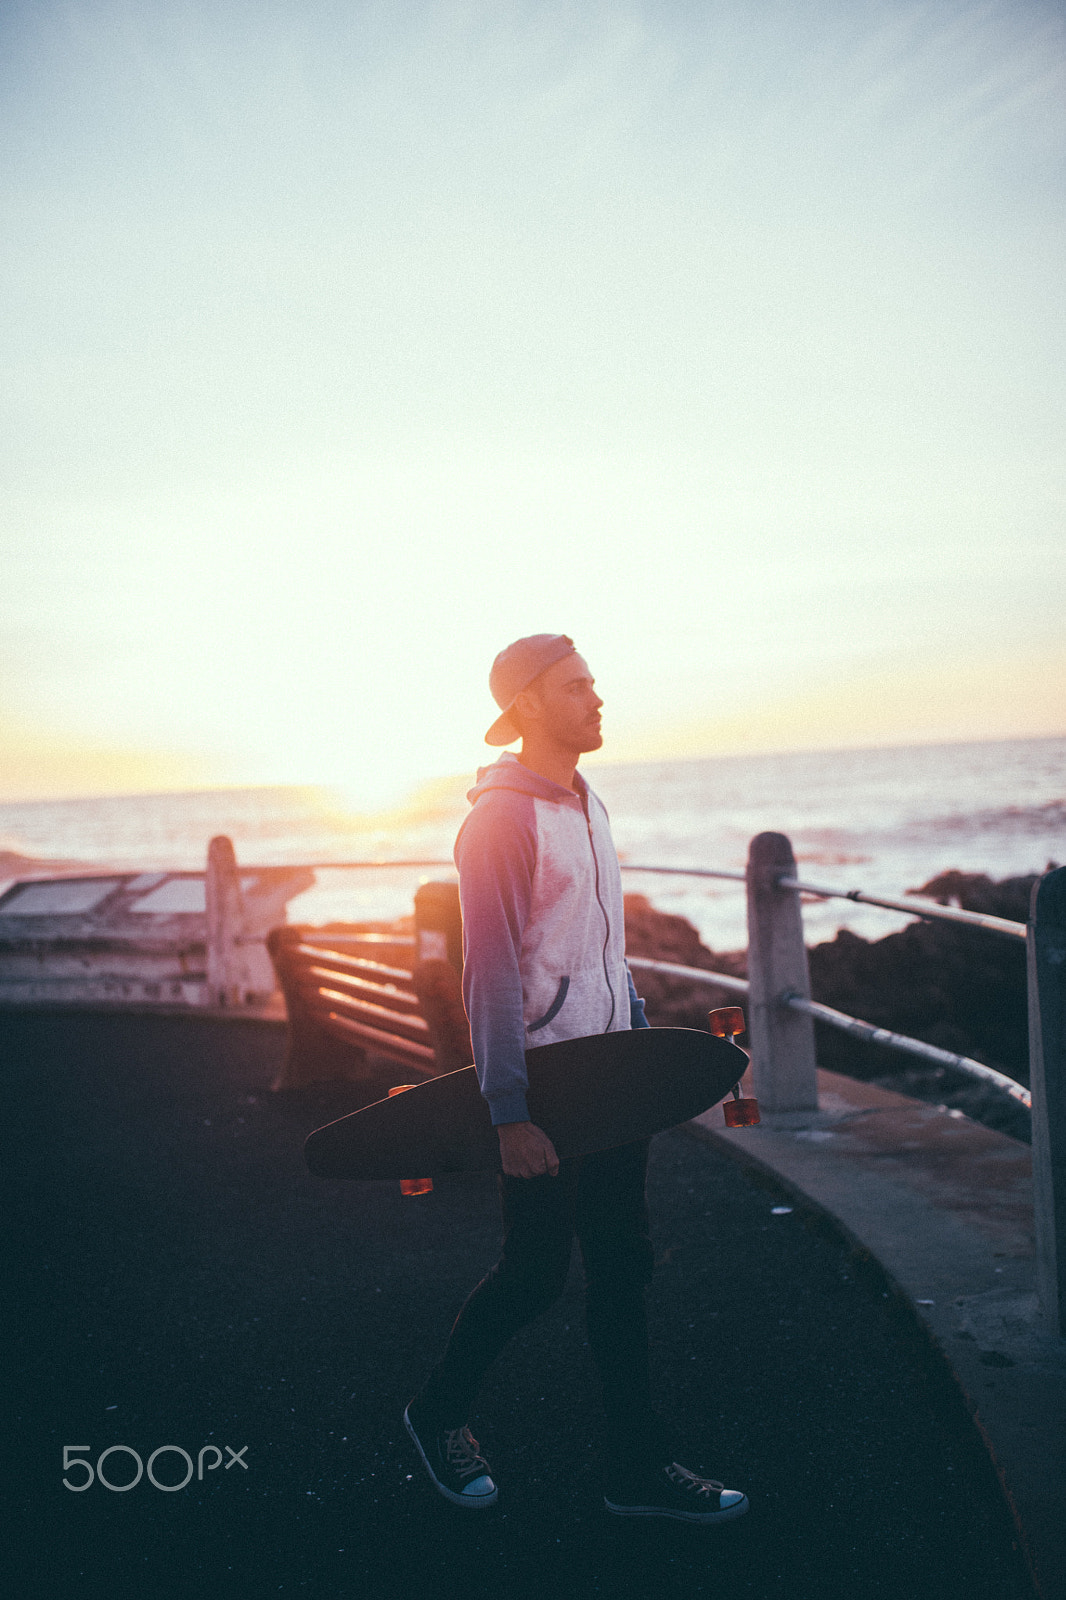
[623,893,747,1032]
[806,871,1033,1090]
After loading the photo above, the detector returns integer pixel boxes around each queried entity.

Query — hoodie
[454,751,648,1127]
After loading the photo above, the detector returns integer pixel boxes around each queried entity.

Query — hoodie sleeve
[454,790,538,1126]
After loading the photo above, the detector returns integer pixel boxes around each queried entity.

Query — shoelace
[665,1462,724,1497]
[443,1427,487,1481]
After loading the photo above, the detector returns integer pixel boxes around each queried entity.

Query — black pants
[415,1139,663,1471]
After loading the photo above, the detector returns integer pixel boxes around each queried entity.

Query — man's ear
[512,687,542,728]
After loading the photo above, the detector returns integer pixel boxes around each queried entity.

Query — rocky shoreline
[625,869,1040,1144]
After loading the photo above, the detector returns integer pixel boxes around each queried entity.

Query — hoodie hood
[466,750,589,808]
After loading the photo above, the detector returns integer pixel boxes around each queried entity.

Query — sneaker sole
[403,1406,498,1509]
[604,1492,750,1524]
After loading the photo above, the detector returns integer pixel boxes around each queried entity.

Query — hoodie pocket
[528,975,570,1033]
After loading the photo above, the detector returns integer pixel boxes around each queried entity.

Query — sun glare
[1,3,1062,805]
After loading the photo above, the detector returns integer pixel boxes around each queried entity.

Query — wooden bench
[267,882,473,1090]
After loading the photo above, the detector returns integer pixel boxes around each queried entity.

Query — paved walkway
[694,1067,1066,1600]
[5,1009,1040,1599]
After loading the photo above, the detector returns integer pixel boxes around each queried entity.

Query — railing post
[1029,865,1066,1339]
[206,834,245,1006]
[746,832,818,1113]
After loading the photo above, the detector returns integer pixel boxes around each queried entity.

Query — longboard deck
[304,1027,747,1180]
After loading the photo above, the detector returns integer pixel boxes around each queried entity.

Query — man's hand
[496,1120,560,1179]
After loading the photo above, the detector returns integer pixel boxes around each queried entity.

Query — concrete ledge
[692,1069,1065,1600]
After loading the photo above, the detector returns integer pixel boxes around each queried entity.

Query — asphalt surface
[5,1010,1034,1600]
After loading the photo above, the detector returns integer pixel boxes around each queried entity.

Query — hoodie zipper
[580,789,616,1033]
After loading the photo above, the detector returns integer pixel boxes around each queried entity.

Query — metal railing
[784,993,1031,1109]
[274,853,1032,1109]
[295,859,454,871]
[621,864,747,882]
[776,875,1027,941]
[620,835,1059,1337]
[623,854,1031,1108]
[205,829,1062,1334]
[624,958,1033,1111]
[295,859,748,881]
[626,956,749,996]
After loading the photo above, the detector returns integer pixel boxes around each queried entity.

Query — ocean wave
[921,799,1066,837]
[3,740,1063,946]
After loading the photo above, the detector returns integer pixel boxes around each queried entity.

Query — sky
[1,0,1063,810]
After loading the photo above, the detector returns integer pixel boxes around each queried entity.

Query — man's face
[521,652,604,754]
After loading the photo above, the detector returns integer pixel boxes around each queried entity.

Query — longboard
[304,1027,747,1180]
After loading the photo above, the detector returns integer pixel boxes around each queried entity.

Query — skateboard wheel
[708,1006,745,1039]
[723,1097,761,1128]
[388,1086,434,1194]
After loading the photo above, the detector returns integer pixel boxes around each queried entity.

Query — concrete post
[206,834,245,1006]
[746,831,818,1114]
[1029,865,1066,1339]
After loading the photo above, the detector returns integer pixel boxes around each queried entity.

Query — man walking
[403,634,749,1524]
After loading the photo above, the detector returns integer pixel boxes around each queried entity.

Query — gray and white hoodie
[454,751,648,1127]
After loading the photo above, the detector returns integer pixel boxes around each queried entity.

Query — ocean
[1,736,1062,953]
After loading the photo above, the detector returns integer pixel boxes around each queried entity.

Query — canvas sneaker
[403,1403,498,1509]
[605,1460,749,1524]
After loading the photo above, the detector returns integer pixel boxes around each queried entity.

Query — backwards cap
[484,634,576,745]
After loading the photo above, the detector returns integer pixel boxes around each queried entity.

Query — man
[403,633,749,1524]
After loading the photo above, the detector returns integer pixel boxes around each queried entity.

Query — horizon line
[2,727,1064,814]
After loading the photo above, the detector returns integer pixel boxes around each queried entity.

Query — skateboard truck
[387,1086,434,1194]
[707,1007,761,1128]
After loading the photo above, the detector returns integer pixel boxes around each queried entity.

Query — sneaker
[605,1460,749,1524]
[403,1403,498,1509]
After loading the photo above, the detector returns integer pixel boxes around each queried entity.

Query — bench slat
[320,1010,437,1067]
[304,983,432,1041]
[302,963,422,1012]
[292,943,414,984]
[268,910,468,1087]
